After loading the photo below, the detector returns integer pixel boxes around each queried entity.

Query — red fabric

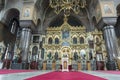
[26,71,107,80]
[69,65,72,71]
[0,69,36,74]
[30,61,38,69]
[97,71,120,74]
[60,65,72,71]
[3,60,11,69]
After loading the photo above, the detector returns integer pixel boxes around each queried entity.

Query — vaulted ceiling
[35,0,93,34]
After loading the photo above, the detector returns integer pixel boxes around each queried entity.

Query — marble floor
[0,70,120,80]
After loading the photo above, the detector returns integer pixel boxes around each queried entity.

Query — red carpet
[0,69,36,74]
[26,71,107,80]
[97,71,120,75]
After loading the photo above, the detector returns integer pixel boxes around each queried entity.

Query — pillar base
[96,61,104,70]
[22,62,29,69]
[30,61,38,70]
[106,60,116,70]
[2,59,11,69]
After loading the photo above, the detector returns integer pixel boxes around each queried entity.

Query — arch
[80,37,84,44]
[61,46,71,58]
[80,49,86,59]
[48,37,53,44]
[9,18,19,34]
[49,15,64,27]
[2,8,20,28]
[95,36,100,43]
[73,37,77,44]
[55,37,59,44]
[49,14,84,27]
[67,15,83,26]
[115,4,120,38]
[72,34,78,38]
[32,46,38,56]
[117,4,120,16]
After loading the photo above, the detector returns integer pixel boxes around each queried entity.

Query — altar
[62,57,69,72]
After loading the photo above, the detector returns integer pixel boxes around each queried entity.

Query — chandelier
[49,0,87,16]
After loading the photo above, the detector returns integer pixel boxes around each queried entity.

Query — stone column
[19,28,31,64]
[103,25,119,70]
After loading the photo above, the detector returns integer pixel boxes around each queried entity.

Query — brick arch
[115,4,120,38]
[1,8,20,28]
[116,4,120,16]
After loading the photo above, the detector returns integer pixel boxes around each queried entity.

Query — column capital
[20,20,36,31]
[22,27,31,32]
[97,17,117,29]
[103,25,114,30]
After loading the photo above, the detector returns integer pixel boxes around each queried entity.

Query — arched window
[88,40,94,49]
[73,37,77,44]
[41,48,45,59]
[10,20,18,34]
[80,37,84,44]
[32,46,38,56]
[55,38,59,44]
[48,37,53,44]
[96,37,99,43]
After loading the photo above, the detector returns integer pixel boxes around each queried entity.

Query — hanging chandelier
[49,0,87,16]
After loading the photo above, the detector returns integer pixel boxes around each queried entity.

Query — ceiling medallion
[49,0,87,16]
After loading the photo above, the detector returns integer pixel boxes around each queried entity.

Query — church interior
[0,0,120,80]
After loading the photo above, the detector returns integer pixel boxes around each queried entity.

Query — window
[48,37,53,44]
[11,20,17,34]
[88,40,94,49]
[80,37,84,44]
[32,46,38,56]
[73,37,77,44]
[55,38,59,44]
[33,36,39,43]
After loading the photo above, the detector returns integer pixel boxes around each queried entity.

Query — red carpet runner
[26,71,107,80]
[0,69,36,74]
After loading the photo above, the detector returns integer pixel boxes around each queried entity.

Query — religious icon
[62,29,69,39]
[33,36,39,43]
[24,8,30,17]
[73,52,78,61]
[104,4,112,14]
[54,52,58,60]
